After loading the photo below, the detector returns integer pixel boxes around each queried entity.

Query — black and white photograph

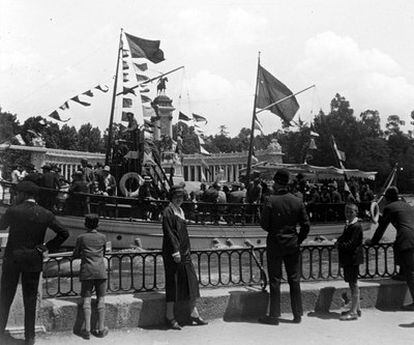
[0,1,414,344]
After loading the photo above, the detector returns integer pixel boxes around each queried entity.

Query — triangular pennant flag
[178,111,191,121]
[125,32,165,64]
[142,104,157,118]
[122,60,129,70]
[95,84,109,93]
[82,90,94,97]
[136,74,150,82]
[123,98,133,108]
[13,134,25,145]
[49,110,70,122]
[71,96,91,106]
[331,135,346,169]
[200,158,209,170]
[254,116,264,135]
[197,135,205,145]
[122,49,129,58]
[200,145,210,155]
[192,113,207,123]
[59,101,70,111]
[141,94,152,103]
[123,87,136,96]
[123,73,129,83]
[134,62,148,71]
[140,88,150,93]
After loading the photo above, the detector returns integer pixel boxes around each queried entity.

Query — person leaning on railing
[365,186,414,311]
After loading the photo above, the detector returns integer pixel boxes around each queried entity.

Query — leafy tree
[359,110,382,138]
[0,108,20,143]
[78,123,104,152]
[58,125,79,150]
[385,115,404,137]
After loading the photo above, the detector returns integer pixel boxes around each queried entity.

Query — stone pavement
[6,309,414,345]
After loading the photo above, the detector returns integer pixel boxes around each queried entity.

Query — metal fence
[42,243,396,298]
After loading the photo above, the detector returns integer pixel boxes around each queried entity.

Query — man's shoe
[189,316,208,326]
[258,315,279,325]
[341,310,362,317]
[166,318,182,330]
[401,303,414,311]
[339,313,358,321]
[92,327,109,338]
[74,329,90,339]
[292,316,302,324]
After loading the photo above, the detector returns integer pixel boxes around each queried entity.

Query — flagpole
[255,84,315,115]
[246,52,261,184]
[116,66,185,96]
[105,28,124,165]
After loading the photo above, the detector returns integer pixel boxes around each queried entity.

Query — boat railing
[42,242,396,298]
[0,180,373,225]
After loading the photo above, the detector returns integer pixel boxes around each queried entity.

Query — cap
[15,181,40,195]
[384,186,399,201]
[170,185,185,197]
[273,168,290,185]
[85,213,99,230]
[103,165,111,172]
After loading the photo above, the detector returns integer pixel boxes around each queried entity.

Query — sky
[1,0,414,137]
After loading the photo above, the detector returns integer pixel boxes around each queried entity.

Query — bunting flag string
[49,110,71,122]
[136,74,149,82]
[123,73,129,83]
[82,90,94,97]
[134,62,148,71]
[59,101,70,111]
[95,84,109,93]
[123,87,136,96]
[122,60,129,70]
[71,96,91,106]
[178,111,191,121]
[192,113,207,124]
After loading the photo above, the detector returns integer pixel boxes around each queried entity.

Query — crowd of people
[1,167,414,343]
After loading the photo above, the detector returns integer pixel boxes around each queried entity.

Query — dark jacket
[260,189,310,255]
[0,200,69,272]
[372,200,414,252]
[73,230,107,280]
[337,221,364,266]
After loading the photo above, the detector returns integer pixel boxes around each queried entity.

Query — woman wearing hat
[162,185,207,330]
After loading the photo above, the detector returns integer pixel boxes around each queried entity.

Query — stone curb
[37,279,411,333]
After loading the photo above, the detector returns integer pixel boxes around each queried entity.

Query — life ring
[370,201,380,223]
[119,172,143,197]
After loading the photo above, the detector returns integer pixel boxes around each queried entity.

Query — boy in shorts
[336,203,363,320]
[73,214,108,338]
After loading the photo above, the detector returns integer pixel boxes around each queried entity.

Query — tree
[58,125,78,150]
[359,110,382,138]
[0,108,20,143]
[78,123,104,152]
[385,115,404,137]
[218,125,229,137]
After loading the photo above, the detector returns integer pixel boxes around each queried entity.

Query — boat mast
[105,28,124,165]
[245,52,261,184]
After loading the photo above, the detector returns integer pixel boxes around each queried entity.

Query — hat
[73,170,83,176]
[273,168,290,185]
[15,181,40,195]
[143,175,152,181]
[170,185,185,197]
[85,213,99,230]
[232,181,241,187]
[41,164,51,170]
[384,186,399,201]
[103,165,111,172]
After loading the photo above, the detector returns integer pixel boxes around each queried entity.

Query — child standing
[73,214,109,339]
[337,203,364,320]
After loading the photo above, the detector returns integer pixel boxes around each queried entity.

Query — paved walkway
[10,309,414,345]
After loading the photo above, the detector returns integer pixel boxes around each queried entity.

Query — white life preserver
[119,172,143,197]
[370,201,380,223]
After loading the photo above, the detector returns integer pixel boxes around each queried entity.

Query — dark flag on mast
[125,33,165,64]
[256,65,299,123]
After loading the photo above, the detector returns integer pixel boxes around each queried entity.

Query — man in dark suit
[366,186,414,310]
[38,164,60,211]
[0,181,69,345]
[259,169,310,325]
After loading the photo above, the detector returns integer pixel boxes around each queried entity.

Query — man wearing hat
[38,164,60,211]
[366,186,414,310]
[259,168,310,325]
[0,181,69,344]
[80,159,95,194]
[100,166,116,196]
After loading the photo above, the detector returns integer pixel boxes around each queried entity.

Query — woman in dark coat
[162,185,207,330]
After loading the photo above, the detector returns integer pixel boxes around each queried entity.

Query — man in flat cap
[0,181,69,345]
[259,168,310,325]
[366,186,414,310]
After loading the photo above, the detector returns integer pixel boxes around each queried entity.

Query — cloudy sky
[1,0,414,136]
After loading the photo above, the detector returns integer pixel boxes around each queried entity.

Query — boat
[0,32,379,250]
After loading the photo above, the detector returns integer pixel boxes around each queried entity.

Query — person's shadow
[399,322,414,328]
[306,311,341,320]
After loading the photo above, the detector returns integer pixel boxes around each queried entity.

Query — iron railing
[42,243,396,298]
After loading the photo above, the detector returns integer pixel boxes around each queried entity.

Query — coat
[73,230,107,280]
[0,200,69,272]
[372,200,414,253]
[260,189,310,255]
[337,221,364,266]
[162,204,200,302]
